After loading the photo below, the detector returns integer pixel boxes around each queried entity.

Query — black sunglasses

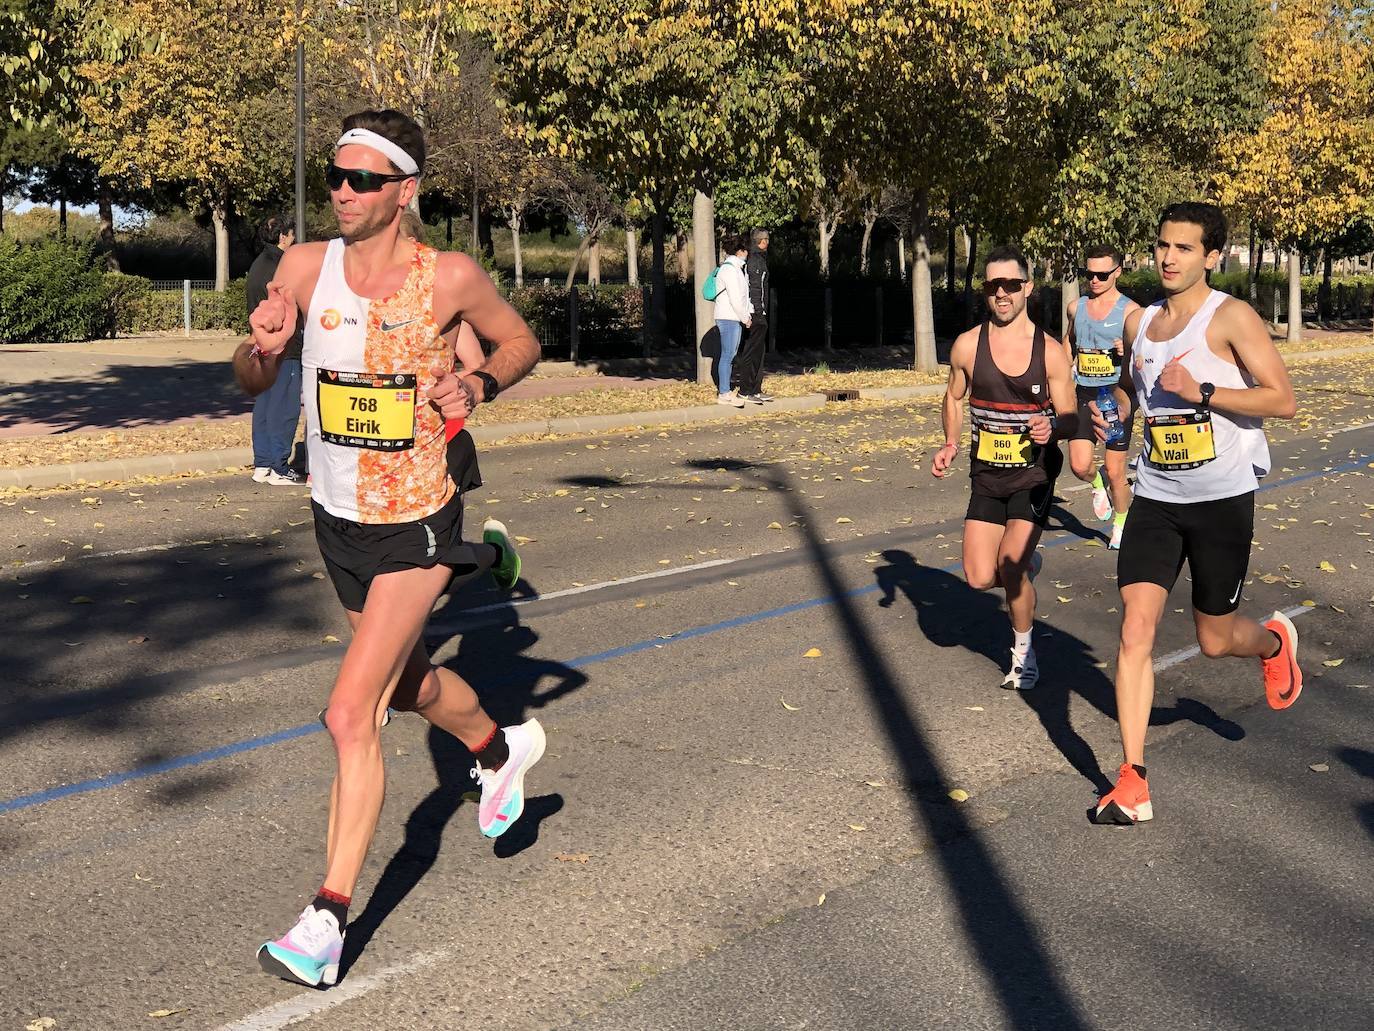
[983,277,1026,295]
[325,162,415,193]
[1078,265,1120,282]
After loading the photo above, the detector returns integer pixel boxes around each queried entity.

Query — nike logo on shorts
[422,523,437,558]
[1229,579,1243,605]
[381,317,419,332]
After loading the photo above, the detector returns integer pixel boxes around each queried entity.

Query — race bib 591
[1076,350,1117,378]
[317,369,416,451]
[1146,412,1215,469]
[975,426,1033,467]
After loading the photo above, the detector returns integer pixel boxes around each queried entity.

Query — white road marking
[218,950,449,1030]
[460,555,739,614]
[1153,603,1313,673]
[2,536,243,575]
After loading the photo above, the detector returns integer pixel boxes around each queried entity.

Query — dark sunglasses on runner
[1078,265,1120,282]
[325,162,415,193]
[983,277,1026,295]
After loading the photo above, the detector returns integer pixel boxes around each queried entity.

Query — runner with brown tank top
[933,245,1078,691]
[232,109,542,987]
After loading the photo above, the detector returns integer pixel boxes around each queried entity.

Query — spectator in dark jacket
[246,214,305,485]
[734,228,772,403]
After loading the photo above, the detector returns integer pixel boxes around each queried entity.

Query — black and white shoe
[1001,648,1039,691]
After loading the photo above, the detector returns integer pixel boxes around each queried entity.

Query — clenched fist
[249,283,298,355]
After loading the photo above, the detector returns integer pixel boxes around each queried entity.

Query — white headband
[335,128,420,177]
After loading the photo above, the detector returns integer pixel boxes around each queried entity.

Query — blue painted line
[0,723,320,815]
[4,452,1369,816]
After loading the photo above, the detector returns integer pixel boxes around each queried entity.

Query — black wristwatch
[1198,381,1215,409]
[471,370,500,403]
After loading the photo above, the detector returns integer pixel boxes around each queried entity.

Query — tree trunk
[507,206,523,288]
[910,188,937,372]
[818,215,834,280]
[1320,247,1333,321]
[588,237,601,287]
[1061,275,1079,341]
[626,225,639,286]
[59,189,67,239]
[98,186,119,271]
[693,188,716,386]
[0,162,6,234]
[898,236,906,280]
[478,203,494,259]
[211,197,230,292]
[674,229,690,283]
[946,220,956,295]
[860,212,876,276]
[1247,224,1258,305]
[446,211,453,246]
[470,182,480,253]
[1287,247,1302,343]
[564,234,591,290]
[962,225,978,327]
[650,203,668,346]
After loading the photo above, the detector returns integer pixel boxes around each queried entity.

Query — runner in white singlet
[1087,202,1303,827]
[233,109,544,988]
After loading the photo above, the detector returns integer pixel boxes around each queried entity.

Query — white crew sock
[1013,628,1033,658]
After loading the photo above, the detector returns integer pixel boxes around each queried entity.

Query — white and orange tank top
[1130,289,1271,504]
[302,239,454,523]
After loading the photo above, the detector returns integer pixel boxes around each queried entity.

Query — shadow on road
[0,358,250,434]
[873,548,1244,796]
[341,585,582,980]
[1337,746,1374,839]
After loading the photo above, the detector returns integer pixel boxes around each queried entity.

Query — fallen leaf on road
[1331,605,1346,613]
[767,521,783,530]
[1319,560,1336,572]
[965,705,985,711]
[803,647,823,658]
[1057,596,1073,604]
[848,824,866,831]
[948,789,970,803]
[129,636,148,644]
[727,580,740,587]
[1302,600,1316,606]
[864,780,886,788]
[147,1009,184,1018]
[780,697,801,711]
[555,853,590,863]
[311,572,325,580]
[322,635,340,644]
[69,596,92,604]
[817,893,826,906]
[1309,763,1330,773]
[835,516,852,524]
[1323,658,1344,667]
[26,1019,56,1031]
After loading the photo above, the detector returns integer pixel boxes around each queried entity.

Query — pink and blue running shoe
[257,906,345,987]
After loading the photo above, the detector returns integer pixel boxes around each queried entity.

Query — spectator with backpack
[709,233,753,408]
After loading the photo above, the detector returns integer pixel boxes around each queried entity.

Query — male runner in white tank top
[1065,245,1139,548]
[233,110,542,986]
[933,245,1078,690]
[1089,202,1302,826]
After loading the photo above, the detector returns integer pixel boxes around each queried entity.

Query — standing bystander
[735,228,772,403]
[247,214,306,485]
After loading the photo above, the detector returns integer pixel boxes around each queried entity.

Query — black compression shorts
[1116,491,1255,615]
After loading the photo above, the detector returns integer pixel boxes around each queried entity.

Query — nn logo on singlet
[320,309,358,330]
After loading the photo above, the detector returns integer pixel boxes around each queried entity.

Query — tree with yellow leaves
[71,1,295,290]
[1217,0,1374,341]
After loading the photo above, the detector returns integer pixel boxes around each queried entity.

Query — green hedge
[0,237,116,343]
[122,279,249,334]
[1117,268,1374,321]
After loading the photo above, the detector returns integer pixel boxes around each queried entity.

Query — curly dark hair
[1158,202,1228,254]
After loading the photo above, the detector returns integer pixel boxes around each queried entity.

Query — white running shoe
[471,718,546,838]
[1091,480,1112,522]
[1108,517,1126,550]
[1001,647,1039,691]
[717,392,746,408]
[252,467,271,483]
[257,906,345,987]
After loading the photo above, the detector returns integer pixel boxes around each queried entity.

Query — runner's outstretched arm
[932,331,974,478]
[1043,335,1078,440]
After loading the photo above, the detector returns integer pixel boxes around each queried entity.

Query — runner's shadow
[874,549,1243,796]
[340,588,582,980]
[1044,499,1108,545]
[1336,747,1374,840]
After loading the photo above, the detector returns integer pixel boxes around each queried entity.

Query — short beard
[987,304,1023,327]
[337,209,395,243]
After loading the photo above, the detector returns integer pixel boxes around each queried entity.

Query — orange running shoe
[1091,763,1153,825]
[1262,610,1303,710]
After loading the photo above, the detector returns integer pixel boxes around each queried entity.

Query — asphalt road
[3,380,1372,1031]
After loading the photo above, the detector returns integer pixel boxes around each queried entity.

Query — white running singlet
[1130,289,1271,504]
[302,239,454,523]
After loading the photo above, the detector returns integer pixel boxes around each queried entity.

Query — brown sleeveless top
[968,322,1060,497]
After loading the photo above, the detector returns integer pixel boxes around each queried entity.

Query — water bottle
[1097,386,1124,446]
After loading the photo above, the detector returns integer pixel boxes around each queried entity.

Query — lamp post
[294,7,306,241]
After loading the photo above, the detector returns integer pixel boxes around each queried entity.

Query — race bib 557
[1076,350,1117,378]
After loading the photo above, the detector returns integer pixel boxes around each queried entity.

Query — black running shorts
[966,445,1060,528]
[1116,491,1255,615]
[1072,388,1131,452]
[313,489,481,612]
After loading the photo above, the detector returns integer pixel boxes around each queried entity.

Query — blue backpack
[702,264,723,301]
